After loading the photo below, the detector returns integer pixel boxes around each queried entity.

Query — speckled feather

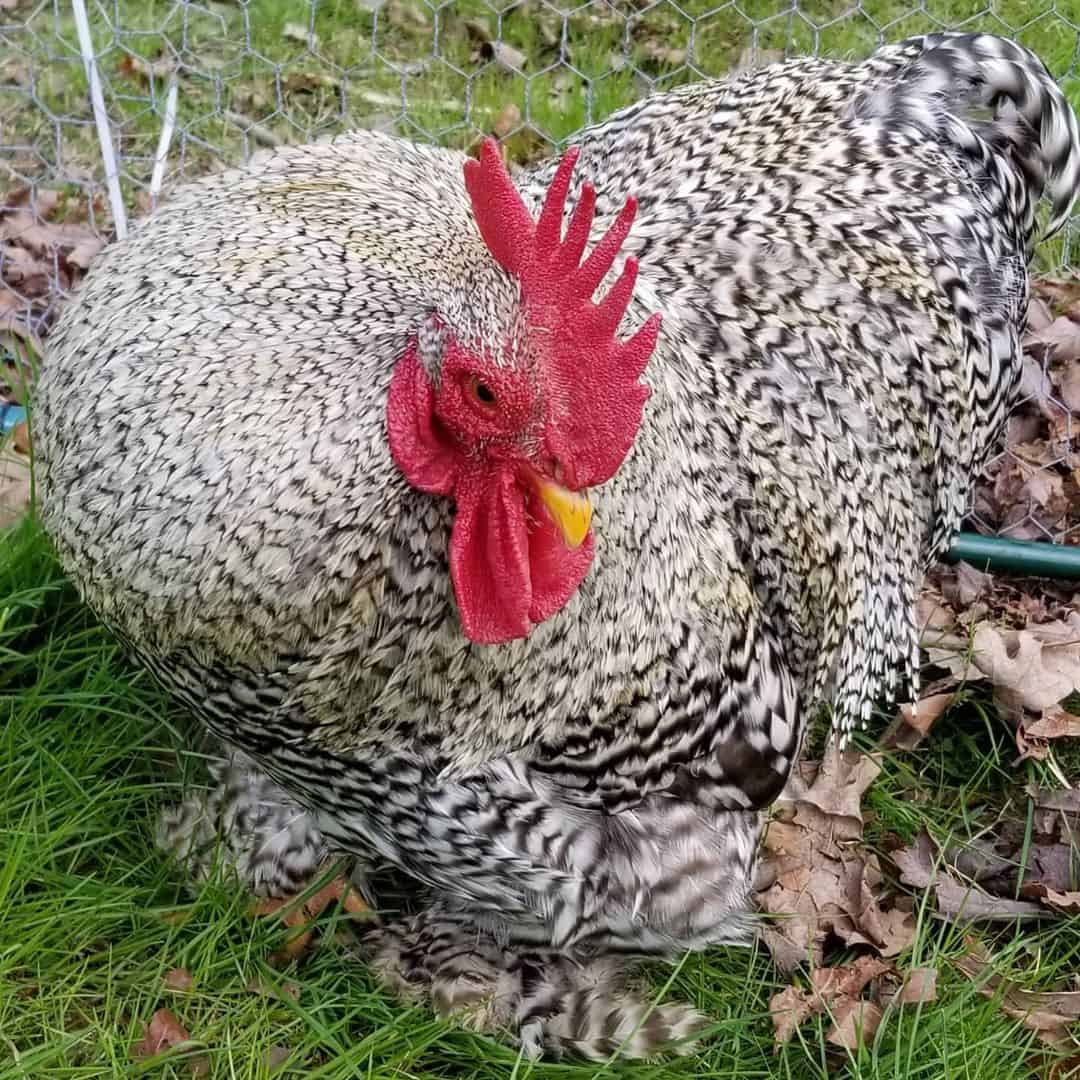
[35,33,1080,1058]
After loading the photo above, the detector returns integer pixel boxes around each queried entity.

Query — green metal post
[946,532,1080,580]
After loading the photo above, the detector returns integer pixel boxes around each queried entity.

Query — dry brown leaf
[247,977,301,1003]
[882,691,956,751]
[1019,353,1057,416]
[793,743,881,836]
[1021,885,1080,915]
[928,620,1080,714]
[893,830,1047,921]
[265,1046,292,1072]
[770,955,891,1047]
[640,39,686,66]
[769,985,813,1044]
[163,968,194,992]
[954,942,1080,1048]
[1,185,106,342]
[133,1008,209,1076]
[386,0,429,29]
[1028,787,1080,815]
[827,998,883,1048]
[492,102,521,139]
[1025,317,1080,365]
[118,52,176,83]
[1028,298,1055,333]
[483,40,527,72]
[733,46,783,72]
[10,420,29,454]
[757,746,913,970]
[917,589,957,635]
[892,967,938,1006]
[1022,707,1080,741]
[251,871,371,965]
[1058,362,1080,413]
[1034,277,1080,312]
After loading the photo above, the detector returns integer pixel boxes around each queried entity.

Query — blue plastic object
[1,403,27,436]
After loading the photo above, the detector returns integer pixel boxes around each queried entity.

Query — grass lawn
[4,512,1080,1077]
[4,0,1080,1075]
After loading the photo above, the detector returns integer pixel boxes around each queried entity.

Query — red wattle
[449,464,533,644]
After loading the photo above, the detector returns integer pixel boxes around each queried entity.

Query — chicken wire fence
[2,0,1080,543]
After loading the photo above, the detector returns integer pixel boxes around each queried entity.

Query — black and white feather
[35,33,1080,1058]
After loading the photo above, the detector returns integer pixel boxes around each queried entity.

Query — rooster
[35,32,1080,1059]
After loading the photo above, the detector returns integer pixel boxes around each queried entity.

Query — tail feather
[858,32,1080,241]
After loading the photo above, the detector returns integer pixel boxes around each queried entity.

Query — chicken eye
[469,376,497,407]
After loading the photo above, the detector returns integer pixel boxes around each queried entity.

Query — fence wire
[2,0,1080,543]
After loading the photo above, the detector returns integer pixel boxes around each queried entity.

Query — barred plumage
[34,33,1080,1057]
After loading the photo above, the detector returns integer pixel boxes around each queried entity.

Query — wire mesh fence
[2,0,1080,542]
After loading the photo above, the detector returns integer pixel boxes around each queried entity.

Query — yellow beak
[533,475,592,549]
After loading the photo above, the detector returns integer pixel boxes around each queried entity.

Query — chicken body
[36,33,1080,1058]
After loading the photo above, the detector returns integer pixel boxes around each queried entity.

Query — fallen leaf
[482,40,526,72]
[893,830,1047,921]
[827,998,883,1048]
[1058,363,1080,413]
[266,1046,292,1072]
[769,985,813,1045]
[10,419,29,454]
[1028,786,1080,816]
[1019,353,1057,415]
[1022,706,1080,741]
[133,1008,209,1076]
[118,52,176,84]
[251,871,371,966]
[882,691,956,751]
[386,0,429,29]
[492,102,521,140]
[757,745,913,970]
[1021,885,1080,915]
[1028,298,1055,333]
[247,977,301,1003]
[928,621,1080,714]
[1034,277,1080,313]
[892,967,938,1006]
[1025,317,1080,365]
[792,743,881,837]
[734,46,783,73]
[954,941,1080,1048]
[163,968,194,992]
[770,955,891,1047]
[639,39,686,66]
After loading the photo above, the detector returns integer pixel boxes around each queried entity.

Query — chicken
[34,31,1080,1059]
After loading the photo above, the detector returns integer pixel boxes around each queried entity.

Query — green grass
[3,512,1080,1078]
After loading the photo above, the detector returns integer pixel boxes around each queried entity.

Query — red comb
[463,137,658,381]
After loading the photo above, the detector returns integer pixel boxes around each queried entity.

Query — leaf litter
[756,745,917,974]
[2,183,106,526]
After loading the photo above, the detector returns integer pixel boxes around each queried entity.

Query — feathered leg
[156,745,341,899]
[364,901,708,1061]
[156,745,375,962]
